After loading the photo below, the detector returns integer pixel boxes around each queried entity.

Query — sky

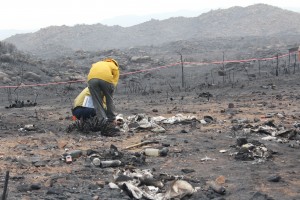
[0,0,300,38]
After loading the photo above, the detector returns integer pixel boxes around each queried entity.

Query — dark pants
[88,78,116,123]
[72,107,96,120]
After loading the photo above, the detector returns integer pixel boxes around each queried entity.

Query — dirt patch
[0,75,300,200]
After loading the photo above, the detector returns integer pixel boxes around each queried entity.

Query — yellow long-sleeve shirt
[73,87,90,108]
[73,87,106,108]
[87,58,119,86]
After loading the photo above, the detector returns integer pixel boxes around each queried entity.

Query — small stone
[93,196,100,200]
[17,184,31,192]
[46,188,63,195]
[253,118,260,122]
[88,184,99,190]
[216,175,226,184]
[30,183,41,190]
[236,138,248,146]
[34,160,47,167]
[58,141,68,149]
[204,116,214,123]
[159,147,169,156]
[96,181,105,188]
[181,168,195,174]
[24,124,36,131]
[52,160,61,166]
[267,175,281,182]
[228,103,234,108]
[162,143,171,147]
[180,129,188,133]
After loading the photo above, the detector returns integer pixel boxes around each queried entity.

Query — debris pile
[120,113,198,133]
[67,113,199,134]
[18,124,37,132]
[233,138,274,162]
[109,168,199,200]
[61,144,146,167]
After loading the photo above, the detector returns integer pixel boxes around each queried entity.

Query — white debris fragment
[108,182,119,189]
[163,180,196,200]
[200,119,207,124]
[200,156,216,161]
[261,136,277,141]
[151,116,166,122]
[219,149,227,153]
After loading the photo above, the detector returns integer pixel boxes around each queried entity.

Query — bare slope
[4,4,300,58]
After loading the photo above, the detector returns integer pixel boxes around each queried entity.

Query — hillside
[4,4,300,58]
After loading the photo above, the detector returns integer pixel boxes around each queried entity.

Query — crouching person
[72,87,104,120]
[87,58,120,133]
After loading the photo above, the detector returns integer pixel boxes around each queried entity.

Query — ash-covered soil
[0,74,300,200]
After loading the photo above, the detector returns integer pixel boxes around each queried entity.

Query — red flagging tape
[0,52,295,89]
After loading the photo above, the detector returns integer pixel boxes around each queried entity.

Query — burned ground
[0,71,300,200]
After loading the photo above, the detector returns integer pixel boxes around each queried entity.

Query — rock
[130,56,151,63]
[108,182,119,189]
[254,117,261,122]
[58,141,68,149]
[262,136,277,141]
[228,103,235,108]
[236,137,248,146]
[250,191,274,200]
[204,115,214,123]
[151,126,166,133]
[46,188,63,195]
[159,147,169,156]
[77,195,94,200]
[2,76,11,84]
[216,175,226,184]
[24,124,36,131]
[88,184,99,190]
[31,157,42,164]
[0,71,8,79]
[23,72,41,82]
[207,181,226,195]
[162,143,171,147]
[180,129,188,133]
[30,183,42,190]
[53,76,61,82]
[200,119,207,124]
[181,168,195,174]
[49,160,61,166]
[16,184,31,192]
[267,175,281,182]
[96,181,105,188]
[93,196,100,200]
[34,160,48,167]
